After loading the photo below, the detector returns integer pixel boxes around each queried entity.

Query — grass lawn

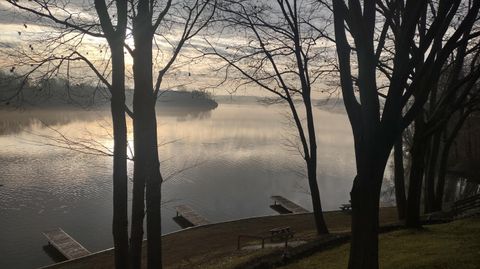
[282,217,480,269]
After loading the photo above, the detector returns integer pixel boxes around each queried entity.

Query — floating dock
[173,204,210,228]
[43,228,90,260]
[270,195,309,214]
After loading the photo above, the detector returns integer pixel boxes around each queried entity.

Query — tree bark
[348,147,389,269]
[406,118,427,228]
[290,22,329,235]
[131,2,163,268]
[129,9,149,269]
[304,93,329,234]
[348,179,380,269]
[110,41,129,269]
[433,141,450,211]
[434,112,470,210]
[393,137,407,220]
[282,93,328,235]
[424,131,441,213]
[306,158,329,234]
[94,0,130,265]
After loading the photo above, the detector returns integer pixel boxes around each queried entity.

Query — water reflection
[0,103,356,269]
[0,109,101,135]
[0,105,216,136]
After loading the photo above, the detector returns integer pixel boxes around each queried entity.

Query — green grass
[282,217,480,269]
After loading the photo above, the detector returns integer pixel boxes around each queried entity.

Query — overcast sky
[0,0,336,98]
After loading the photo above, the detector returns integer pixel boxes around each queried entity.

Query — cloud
[0,41,17,49]
[0,0,99,32]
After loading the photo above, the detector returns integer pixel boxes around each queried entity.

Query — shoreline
[38,207,398,269]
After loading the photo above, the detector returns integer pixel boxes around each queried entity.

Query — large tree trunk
[129,144,145,269]
[129,11,149,269]
[129,43,147,269]
[348,147,388,269]
[110,42,129,269]
[393,137,407,220]
[131,79,162,269]
[131,2,163,268]
[94,1,129,267]
[348,177,380,269]
[406,119,427,228]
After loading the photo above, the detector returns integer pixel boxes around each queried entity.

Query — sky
[0,0,338,99]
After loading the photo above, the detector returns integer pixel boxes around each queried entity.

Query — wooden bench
[237,226,295,249]
[269,226,294,242]
[340,203,352,211]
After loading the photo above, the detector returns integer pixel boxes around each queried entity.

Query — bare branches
[208,0,334,98]
[332,0,480,145]
[5,0,135,117]
[7,0,105,38]
[332,0,361,131]
[94,0,116,38]
[153,0,216,98]
[400,1,480,130]
[152,0,173,32]
[207,0,338,168]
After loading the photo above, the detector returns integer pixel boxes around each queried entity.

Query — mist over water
[0,102,356,269]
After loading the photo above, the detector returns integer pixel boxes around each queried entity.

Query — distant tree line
[0,72,216,109]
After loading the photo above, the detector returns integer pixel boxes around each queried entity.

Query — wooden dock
[43,228,90,260]
[173,204,210,228]
[270,195,309,214]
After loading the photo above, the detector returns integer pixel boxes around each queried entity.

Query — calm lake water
[0,102,357,269]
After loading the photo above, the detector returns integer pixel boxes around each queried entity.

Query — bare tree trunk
[146,154,162,269]
[443,176,457,204]
[129,10,149,269]
[393,137,407,220]
[306,158,329,234]
[424,131,441,213]
[304,94,329,234]
[110,41,129,269]
[434,142,450,211]
[348,180,380,269]
[406,118,427,228]
[347,115,392,269]
[434,113,470,210]
[93,0,130,266]
[348,151,388,269]
[131,1,163,268]
[129,152,145,269]
[283,93,329,235]
[131,81,162,269]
